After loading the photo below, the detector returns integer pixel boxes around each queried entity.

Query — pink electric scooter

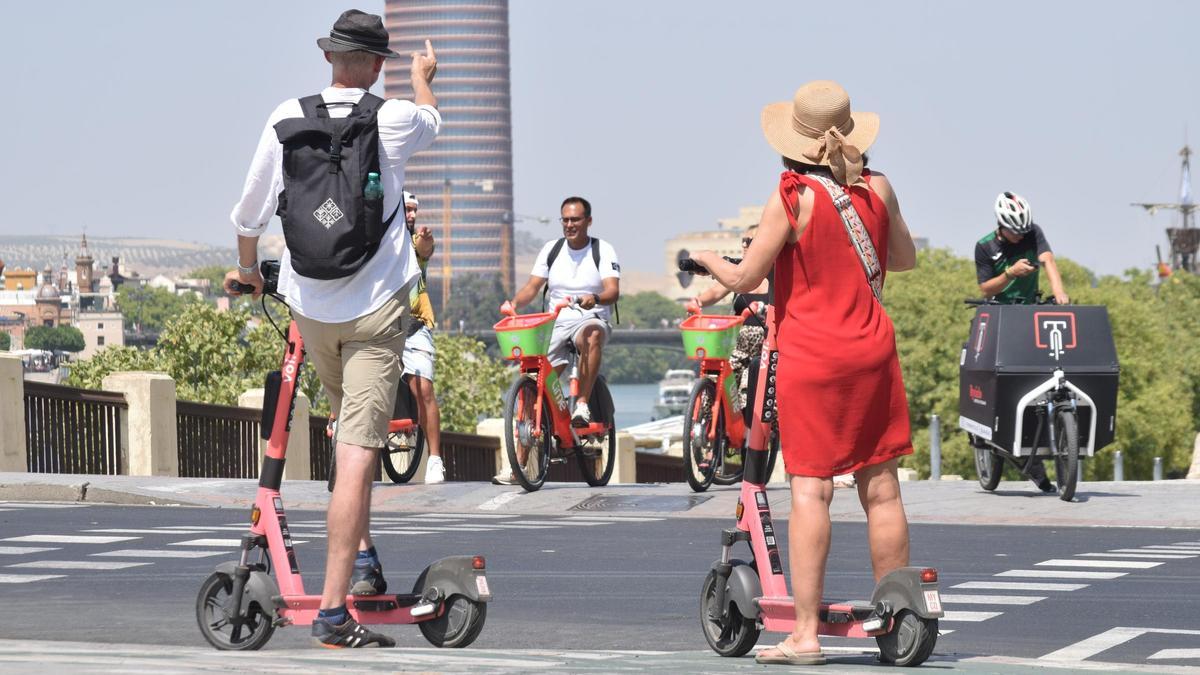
[678,258,943,667]
[195,261,491,651]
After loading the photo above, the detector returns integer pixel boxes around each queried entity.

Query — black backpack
[541,237,619,323]
[273,93,399,280]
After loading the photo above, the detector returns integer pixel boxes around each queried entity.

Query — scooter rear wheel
[195,571,275,651]
[699,568,759,657]
[418,594,487,648]
[876,609,937,666]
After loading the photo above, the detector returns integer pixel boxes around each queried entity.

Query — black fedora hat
[317,9,400,59]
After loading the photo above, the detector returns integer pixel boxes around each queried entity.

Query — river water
[607,382,660,430]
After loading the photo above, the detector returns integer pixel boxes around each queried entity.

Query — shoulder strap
[298,94,325,119]
[590,237,601,268]
[807,174,885,302]
[353,93,385,117]
[542,238,567,311]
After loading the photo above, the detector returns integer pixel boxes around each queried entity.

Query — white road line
[1108,547,1200,552]
[86,529,211,535]
[369,530,437,536]
[91,549,227,559]
[562,516,664,522]
[168,538,307,547]
[1036,559,1162,569]
[996,569,1126,580]
[1149,648,1200,660]
[0,546,58,555]
[952,581,1089,591]
[154,526,251,532]
[479,492,523,511]
[1078,552,1195,559]
[510,520,609,527]
[0,574,65,583]
[940,594,1046,605]
[1,535,138,544]
[1144,545,1200,552]
[408,513,519,520]
[7,560,151,570]
[941,610,1003,622]
[1172,541,1200,546]
[1041,626,1200,662]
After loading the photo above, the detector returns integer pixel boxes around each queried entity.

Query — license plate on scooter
[923,590,942,614]
[476,575,491,597]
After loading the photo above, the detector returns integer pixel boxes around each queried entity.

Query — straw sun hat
[761,80,878,186]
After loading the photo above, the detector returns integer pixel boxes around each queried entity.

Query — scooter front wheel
[699,568,759,657]
[418,594,487,648]
[876,609,937,666]
[195,571,275,651]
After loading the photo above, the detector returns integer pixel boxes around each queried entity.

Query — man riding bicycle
[973,191,1070,492]
[498,196,620,481]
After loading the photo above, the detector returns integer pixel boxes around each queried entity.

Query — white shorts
[402,325,435,380]
[548,316,611,367]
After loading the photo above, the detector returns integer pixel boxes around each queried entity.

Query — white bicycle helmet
[994,191,1032,234]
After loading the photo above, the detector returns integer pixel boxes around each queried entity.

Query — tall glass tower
[384,0,515,307]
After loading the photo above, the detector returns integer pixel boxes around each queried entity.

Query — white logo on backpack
[313,198,345,229]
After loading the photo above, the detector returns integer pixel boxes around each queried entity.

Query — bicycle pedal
[550,457,567,465]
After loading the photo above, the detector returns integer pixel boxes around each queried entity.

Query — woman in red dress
[692,80,918,666]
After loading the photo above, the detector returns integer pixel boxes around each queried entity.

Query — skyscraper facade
[384,0,515,302]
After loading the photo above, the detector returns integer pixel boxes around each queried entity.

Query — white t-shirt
[230,87,441,323]
[531,238,621,322]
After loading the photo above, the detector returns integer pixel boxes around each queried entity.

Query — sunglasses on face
[561,216,586,225]
[742,237,754,247]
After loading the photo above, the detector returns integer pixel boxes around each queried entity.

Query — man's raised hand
[411,39,437,83]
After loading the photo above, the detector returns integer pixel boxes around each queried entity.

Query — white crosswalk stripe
[0,573,66,583]
[1078,552,1195,559]
[7,560,151,570]
[0,546,59,555]
[92,549,226,559]
[996,569,1126,580]
[952,581,1089,591]
[941,610,1003,622]
[168,539,262,547]
[940,594,1045,605]
[1035,559,1161,569]
[86,528,211,535]
[1,534,138,544]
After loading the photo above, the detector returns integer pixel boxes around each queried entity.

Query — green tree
[618,291,687,328]
[188,265,230,296]
[117,284,199,331]
[25,325,86,353]
[441,273,508,331]
[66,345,162,390]
[432,334,513,432]
[0,331,10,351]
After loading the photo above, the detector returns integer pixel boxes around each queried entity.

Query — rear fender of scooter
[868,566,944,619]
[412,555,492,604]
[214,561,284,615]
[715,559,762,620]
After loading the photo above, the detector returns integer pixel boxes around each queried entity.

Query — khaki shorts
[293,288,410,449]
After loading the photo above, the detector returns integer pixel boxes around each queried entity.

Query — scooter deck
[758,597,889,638]
[277,593,437,626]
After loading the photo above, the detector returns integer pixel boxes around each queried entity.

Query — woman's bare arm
[871,173,917,272]
[696,186,798,292]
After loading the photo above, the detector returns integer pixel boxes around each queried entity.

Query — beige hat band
[790,113,853,140]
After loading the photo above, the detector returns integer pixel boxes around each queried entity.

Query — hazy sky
[2,1,1198,276]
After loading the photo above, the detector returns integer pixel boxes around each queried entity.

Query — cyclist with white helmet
[974,191,1069,306]
[973,191,1069,493]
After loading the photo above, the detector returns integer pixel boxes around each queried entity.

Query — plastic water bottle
[364,172,383,200]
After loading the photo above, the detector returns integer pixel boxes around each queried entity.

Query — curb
[0,482,202,507]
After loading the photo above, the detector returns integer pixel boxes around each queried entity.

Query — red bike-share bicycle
[494,299,616,492]
[195,261,490,650]
[677,258,943,667]
[680,303,779,492]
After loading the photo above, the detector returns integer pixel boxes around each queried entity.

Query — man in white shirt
[504,196,621,435]
[224,9,439,649]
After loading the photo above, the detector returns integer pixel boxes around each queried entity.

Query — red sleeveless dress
[773,170,913,477]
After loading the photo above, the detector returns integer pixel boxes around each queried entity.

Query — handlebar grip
[677,258,708,275]
[231,282,257,295]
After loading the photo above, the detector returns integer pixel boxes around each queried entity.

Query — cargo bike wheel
[971,435,1003,491]
[1053,409,1079,502]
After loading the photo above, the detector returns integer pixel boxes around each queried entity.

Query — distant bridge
[460,328,681,347]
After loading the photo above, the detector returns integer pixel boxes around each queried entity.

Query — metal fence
[441,431,499,481]
[635,451,683,483]
[23,381,126,475]
[176,400,261,478]
[309,415,333,482]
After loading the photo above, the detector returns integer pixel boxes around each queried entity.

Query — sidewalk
[1,472,1197,529]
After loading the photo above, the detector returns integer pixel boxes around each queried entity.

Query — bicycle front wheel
[381,426,425,484]
[576,377,616,486]
[684,379,720,491]
[1054,409,1080,502]
[504,376,551,492]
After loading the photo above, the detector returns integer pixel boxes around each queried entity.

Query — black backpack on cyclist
[273,93,399,280]
[541,237,620,323]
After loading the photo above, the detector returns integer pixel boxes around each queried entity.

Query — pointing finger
[425,39,435,58]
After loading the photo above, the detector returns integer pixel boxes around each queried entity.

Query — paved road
[1,500,1198,672]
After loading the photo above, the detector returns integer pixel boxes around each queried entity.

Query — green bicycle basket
[495,312,556,360]
[680,313,744,360]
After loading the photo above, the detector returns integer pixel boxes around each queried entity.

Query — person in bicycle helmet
[974,191,1069,305]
